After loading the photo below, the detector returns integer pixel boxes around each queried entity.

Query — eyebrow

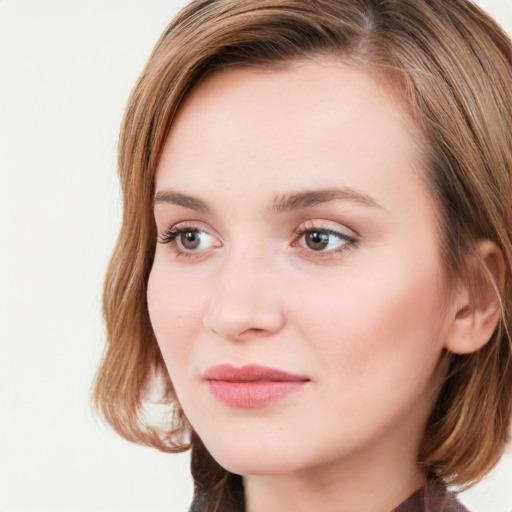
[270,188,384,213]
[153,187,384,213]
[154,190,213,214]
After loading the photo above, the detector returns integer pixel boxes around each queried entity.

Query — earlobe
[444,240,504,355]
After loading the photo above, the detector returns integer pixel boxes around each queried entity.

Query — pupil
[307,231,328,250]
[181,231,200,249]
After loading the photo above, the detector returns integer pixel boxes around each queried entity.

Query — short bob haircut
[94,0,512,510]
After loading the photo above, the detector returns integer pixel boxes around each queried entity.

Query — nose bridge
[203,248,285,340]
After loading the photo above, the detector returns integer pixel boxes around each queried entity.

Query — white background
[1,1,511,511]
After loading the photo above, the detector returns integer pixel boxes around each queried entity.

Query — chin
[199,432,304,476]
[214,452,299,477]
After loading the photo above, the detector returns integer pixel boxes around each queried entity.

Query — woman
[93,1,512,511]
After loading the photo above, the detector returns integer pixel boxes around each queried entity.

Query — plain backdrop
[1,1,511,511]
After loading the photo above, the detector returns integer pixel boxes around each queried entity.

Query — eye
[294,223,357,257]
[158,224,220,254]
[300,229,350,251]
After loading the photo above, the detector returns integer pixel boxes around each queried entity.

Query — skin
[147,58,459,512]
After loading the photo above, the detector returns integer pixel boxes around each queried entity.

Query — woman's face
[147,59,453,477]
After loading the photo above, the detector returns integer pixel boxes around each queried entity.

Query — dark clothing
[190,474,469,512]
[393,480,469,512]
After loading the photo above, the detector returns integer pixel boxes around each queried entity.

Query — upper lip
[203,364,309,382]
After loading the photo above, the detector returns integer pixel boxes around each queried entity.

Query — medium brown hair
[94,1,512,510]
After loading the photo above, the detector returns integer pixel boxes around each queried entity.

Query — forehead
[156,57,428,213]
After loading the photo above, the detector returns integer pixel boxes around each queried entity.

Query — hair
[93,1,512,511]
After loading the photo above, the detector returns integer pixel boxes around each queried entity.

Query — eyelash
[293,222,358,259]
[157,225,206,258]
[158,226,191,245]
[157,222,358,259]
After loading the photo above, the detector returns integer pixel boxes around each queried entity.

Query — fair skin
[147,59,499,512]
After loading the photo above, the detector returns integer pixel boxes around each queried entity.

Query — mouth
[203,364,310,407]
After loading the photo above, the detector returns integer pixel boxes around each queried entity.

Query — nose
[202,252,286,342]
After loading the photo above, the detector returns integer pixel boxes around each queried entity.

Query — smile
[203,364,310,407]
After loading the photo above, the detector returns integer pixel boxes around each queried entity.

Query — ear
[444,240,504,355]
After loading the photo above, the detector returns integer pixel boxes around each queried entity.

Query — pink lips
[203,364,309,407]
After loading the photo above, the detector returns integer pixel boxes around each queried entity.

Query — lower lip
[208,380,306,407]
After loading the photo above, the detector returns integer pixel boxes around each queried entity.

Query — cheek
[292,254,447,396]
[147,263,207,375]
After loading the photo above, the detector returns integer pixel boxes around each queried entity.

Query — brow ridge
[270,188,384,213]
[153,190,212,214]
[153,187,383,214]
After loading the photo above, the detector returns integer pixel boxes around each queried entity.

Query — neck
[244,426,425,512]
